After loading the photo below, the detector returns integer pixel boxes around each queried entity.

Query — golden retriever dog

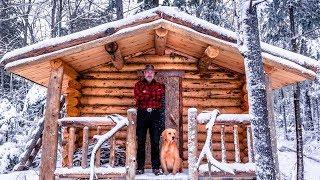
[160,128,182,175]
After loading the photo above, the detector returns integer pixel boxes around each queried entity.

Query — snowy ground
[1,130,319,179]
[278,150,320,180]
[0,170,39,180]
[277,129,320,180]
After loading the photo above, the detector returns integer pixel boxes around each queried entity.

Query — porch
[54,108,255,179]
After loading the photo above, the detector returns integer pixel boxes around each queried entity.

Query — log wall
[63,55,248,168]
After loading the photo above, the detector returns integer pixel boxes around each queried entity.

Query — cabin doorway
[141,70,184,167]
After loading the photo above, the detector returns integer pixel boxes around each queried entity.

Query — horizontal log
[183,98,242,107]
[182,142,245,151]
[87,130,127,140]
[182,79,244,89]
[80,96,135,106]
[205,46,220,59]
[56,173,125,179]
[66,97,79,107]
[242,83,247,93]
[68,80,81,90]
[81,72,138,79]
[182,151,245,162]
[182,133,245,143]
[88,63,197,72]
[80,105,128,114]
[65,87,81,97]
[80,79,136,88]
[80,113,127,117]
[65,128,128,140]
[182,107,244,116]
[58,117,116,127]
[182,124,245,134]
[242,156,249,163]
[66,106,80,117]
[184,72,242,80]
[126,54,197,64]
[182,89,242,99]
[182,116,250,125]
[243,94,248,101]
[81,87,133,97]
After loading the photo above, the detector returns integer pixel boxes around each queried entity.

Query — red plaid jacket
[134,79,165,109]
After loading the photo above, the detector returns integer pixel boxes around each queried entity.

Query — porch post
[39,59,64,180]
[126,108,137,180]
[188,108,198,180]
[265,74,280,179]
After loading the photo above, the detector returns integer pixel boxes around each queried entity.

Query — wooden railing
[54,109,137,179]
[188,108,255,179]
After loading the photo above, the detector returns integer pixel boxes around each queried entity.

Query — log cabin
[1,6,318,180]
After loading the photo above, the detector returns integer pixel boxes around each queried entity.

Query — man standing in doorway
[134,64,165,175]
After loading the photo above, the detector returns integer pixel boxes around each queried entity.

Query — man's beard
[146,76,153,82]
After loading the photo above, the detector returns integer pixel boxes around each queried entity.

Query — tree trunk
[294,83,304,180]
[115,0,123,20]
[280,88,289,140]
[289,4,304,179]
[51,0,57,37]
[238,1,276,179]
[57,0,63,37]
[305,88,314,131]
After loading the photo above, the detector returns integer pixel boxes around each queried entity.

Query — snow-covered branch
[89,114,128,180]
[196,110,235,174]
[252,0,267,7]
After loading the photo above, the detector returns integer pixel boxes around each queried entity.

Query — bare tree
[289,4,304,179]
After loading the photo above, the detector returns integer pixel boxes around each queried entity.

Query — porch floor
[136,169,188,180]
[136,169,256,180]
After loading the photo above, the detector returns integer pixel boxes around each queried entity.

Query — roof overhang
[1,6,318,91]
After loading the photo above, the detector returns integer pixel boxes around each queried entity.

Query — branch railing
[188,108,255,179]
[54,109,137,179]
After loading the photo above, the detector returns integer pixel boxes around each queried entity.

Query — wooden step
[55,166,126,179]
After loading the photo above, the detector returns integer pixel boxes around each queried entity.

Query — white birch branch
[196,110,234,174]
[89,114,128,180]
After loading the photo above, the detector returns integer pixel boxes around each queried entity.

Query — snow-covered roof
[0,6,318,90]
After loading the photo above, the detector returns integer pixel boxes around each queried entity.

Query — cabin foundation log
[39,59,64,180]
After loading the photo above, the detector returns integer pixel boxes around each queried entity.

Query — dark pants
[136,109,161,170]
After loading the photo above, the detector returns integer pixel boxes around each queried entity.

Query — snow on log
[58,116,116,127]
[55,167,126,177]
[197,112,251,124]
[196,109,234,174]
[198,162,255,174]
[89,114,128,180]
